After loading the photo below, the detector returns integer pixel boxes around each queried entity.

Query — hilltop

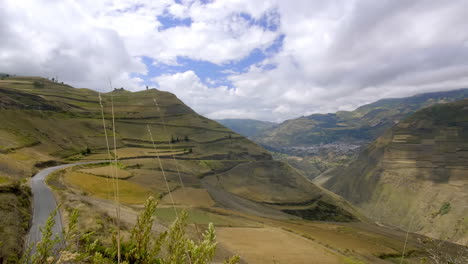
[321,99,468,245]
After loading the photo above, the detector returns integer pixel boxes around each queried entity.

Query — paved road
[27,161,104,251]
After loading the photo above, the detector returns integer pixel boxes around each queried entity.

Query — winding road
[27,161,103,251]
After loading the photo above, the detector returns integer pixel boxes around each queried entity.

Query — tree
[184,136,189,142]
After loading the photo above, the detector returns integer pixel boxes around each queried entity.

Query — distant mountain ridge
[232,88,468,180]
[216,118,276,138]
[256,88,468,152]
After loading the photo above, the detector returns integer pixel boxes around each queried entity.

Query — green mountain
[255,89,468,179]
[0,76,361,260]
[216,118,276,138]
[321,99,468,245]
[258,89,468,150]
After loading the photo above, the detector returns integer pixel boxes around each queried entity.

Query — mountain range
[220,89,468,180]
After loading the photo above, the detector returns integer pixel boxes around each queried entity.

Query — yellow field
[216,227,344,264]
[0,176,10,185]
[114,147,186,159]
[79,165,132,179]
[63,171,153,204]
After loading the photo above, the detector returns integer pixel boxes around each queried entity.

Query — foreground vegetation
[23,197,239,264]
[0,182,31,263]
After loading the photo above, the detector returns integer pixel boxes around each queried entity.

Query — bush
[32,81,45,88]
[438,202,451,216]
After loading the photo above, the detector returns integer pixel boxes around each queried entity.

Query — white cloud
[220,0,468,121]
[1,0,468,121]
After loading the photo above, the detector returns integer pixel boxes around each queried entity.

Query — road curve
[27,161,104,250]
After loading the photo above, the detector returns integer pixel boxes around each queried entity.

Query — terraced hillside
[322,100,468,245]
[0,76,365,262]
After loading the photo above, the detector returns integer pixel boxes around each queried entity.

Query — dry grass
[160,187,215,207]
[274,221,399,256]
[79,165,132,179]
[113,147,185,159]
[216,227,344,264]
[0,176,10,185]
[63,171,153,204]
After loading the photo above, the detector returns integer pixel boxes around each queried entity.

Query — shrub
[438,202,451,216]
[32,81,44,88]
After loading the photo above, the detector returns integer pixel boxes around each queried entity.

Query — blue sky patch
[135,33,284,89]
[157,12,192,30]
[238,9,280,32]
[133,8,284,89]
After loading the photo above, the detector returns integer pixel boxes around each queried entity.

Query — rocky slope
[322,100,468,244]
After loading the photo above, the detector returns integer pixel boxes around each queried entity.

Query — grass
[79,165,132,179]
[343,257,366,264]
[63,171,153,204]
[154,207,253,227]
[0,184,31,262]
[0,176,10,185]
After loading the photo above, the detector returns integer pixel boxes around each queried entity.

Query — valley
[0,77,464,263]
[219,89,468,181]
[0,77,466,263]
[2,2,468,263]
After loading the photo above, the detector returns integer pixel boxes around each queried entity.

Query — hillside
[216,119,276,138]
[322,100,468,245]
[0,77,366,262]
[254,89,468,179]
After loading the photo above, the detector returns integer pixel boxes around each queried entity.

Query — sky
[1,0,468,122]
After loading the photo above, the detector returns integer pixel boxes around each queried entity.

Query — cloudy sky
[1,0,468,122]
